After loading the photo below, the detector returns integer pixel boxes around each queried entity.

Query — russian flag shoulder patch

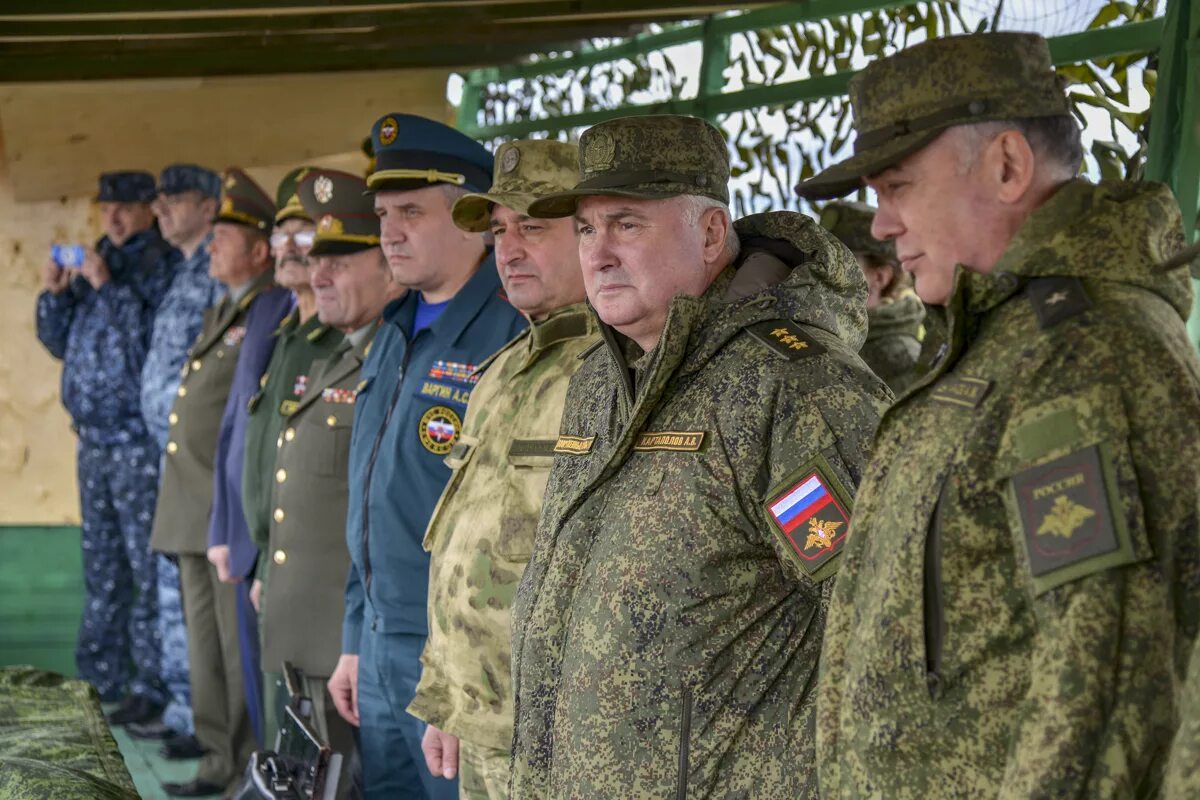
[763,453,853,582]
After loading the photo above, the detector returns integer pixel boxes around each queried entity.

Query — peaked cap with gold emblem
[366,112,493,194]
[214,167,275,232]
[275,166,316,224]
[796,32,1072,200]
[527,114,730,218]
[297,169,381,256]
[451,139,580,232]
[818,200,897,267]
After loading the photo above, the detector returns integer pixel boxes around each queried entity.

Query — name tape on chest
[746,319,827,361]
[764,456,852,581]
[418,380,472,408]
[930,376,992,408]
[632,431,706,452]
[554,435,595,455]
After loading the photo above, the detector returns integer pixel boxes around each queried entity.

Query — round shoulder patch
[419,405,462,455]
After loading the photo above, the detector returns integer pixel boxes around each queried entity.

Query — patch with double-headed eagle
[1009,444,1140,594]
[763,453,852,582]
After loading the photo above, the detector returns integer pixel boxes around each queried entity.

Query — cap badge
[314,175,334,204]
[379,116,399,146]
[219,197,234,215]
[224,174,237,189]
[584,130,616,171]
[500,146,521,175]
[317,214,344,235]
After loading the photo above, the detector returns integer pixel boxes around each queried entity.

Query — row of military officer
[40,28,1200,800]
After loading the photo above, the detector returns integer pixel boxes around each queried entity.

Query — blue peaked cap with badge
[157,164,221,199]
[366,112,493,194]
[95,171,157,203]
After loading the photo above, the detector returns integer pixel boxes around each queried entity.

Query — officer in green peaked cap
[812,32,1200,800]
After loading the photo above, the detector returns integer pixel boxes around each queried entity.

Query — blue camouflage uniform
[345,113,526,799]
[141,164,223,735]
[36,171,176,704]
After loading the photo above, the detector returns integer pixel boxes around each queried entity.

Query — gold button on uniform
[191,359,202,371]
[168,413,178,425]
[276,435,283,449]
[273,508,285,523]
[177,385,187,397]
[166,442,178,454]
[284,427,296,442]
[276,468,287,484]
[273,549,287,565]
[326,415,337,427]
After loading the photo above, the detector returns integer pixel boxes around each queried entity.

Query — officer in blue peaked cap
[329,113,526,800]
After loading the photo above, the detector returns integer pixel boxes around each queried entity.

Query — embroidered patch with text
[554,435,595,455]
[930,376,992,408]
[632,431,705,452]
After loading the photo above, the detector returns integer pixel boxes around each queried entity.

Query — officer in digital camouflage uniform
[819,200,926,394]
[406,139,595,800]
[131,163,223,746]
[327,113,526,800]
[150,169,284,798]
[795,33,1200,798]
[1164,639,1200,798]
[508,115,889,799]
[240,167,342,747]
[259,168,401,798]
[37,170,175,725]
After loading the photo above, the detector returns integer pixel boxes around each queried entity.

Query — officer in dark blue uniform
[36,170,177,724]
[326,114,526,799]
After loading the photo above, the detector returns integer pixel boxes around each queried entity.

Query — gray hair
[954,115,1083,179]
[439,183,470,208]
[678,194,741,264]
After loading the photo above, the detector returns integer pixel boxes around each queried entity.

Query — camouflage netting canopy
[0,666,138,800]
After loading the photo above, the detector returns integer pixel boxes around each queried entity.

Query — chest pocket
[500,439,559,561]
[312,398,354,479]
[422,434,480,552]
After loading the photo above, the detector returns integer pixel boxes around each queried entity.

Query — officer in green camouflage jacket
[819,200,926,394]
[1165,639,1200,798]
[796,32,1200,798]
[509,115,890,799]
[407,139,596,800]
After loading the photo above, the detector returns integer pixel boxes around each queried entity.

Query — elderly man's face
[208,223,259,285]
[491,205,583,320]
[271,217,317,292]
[100,201,155,247]
[311,247,393,331]
[867,129,994,306]
[575,195,711,350]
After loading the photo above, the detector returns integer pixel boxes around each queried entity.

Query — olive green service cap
[275,166,316,224]
[296,169,381,256]
[796,32,1071,201]
[527,114,731,218]
[214,168,275,232]
[818,201,897,266]
[452,140,580,232]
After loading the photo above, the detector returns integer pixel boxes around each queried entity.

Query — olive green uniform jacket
[818,181,1200,799]
[150,273,272,555]
[861,291,925,395]
[260,327,376,678]
[509,212,891,799]
[1165,638,1200,799]
[408,303,597,751]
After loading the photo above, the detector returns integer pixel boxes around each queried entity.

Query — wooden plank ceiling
[0,1,772,82]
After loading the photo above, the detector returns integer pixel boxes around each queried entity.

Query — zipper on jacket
[361,330,419,596]
[923,482,947,700]
[676,685,693,800]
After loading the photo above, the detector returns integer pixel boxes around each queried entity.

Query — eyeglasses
[270,230,317,250]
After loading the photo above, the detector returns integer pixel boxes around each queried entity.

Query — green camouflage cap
[274,166,316,224]
[797,32,1071,200]
[296,169,381,256]
[527,114,730,218]
[452,140,580,232]
[818,201,897,266]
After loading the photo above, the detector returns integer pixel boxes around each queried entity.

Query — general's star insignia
[1046,290,1069,305]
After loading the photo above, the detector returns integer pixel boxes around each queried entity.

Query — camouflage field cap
[818,201,897,267]
[527,114,730,218]
[274,166,316,224]
[297,169,381,256]
[213,168,274,232]
[451,140,580,232]
[796,32,1071,200]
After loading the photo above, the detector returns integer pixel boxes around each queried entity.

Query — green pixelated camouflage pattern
[452,139,580,232]
[799,32,1071,200]
[527,114,730,218]
[0,667,138,799]
[407,303,598,750]
[1164,638,1200,798]
[509,210,890,799]
[861,292,925,395]
[818,180,1200,799]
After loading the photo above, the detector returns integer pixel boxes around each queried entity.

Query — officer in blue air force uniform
[325,113,526,799]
